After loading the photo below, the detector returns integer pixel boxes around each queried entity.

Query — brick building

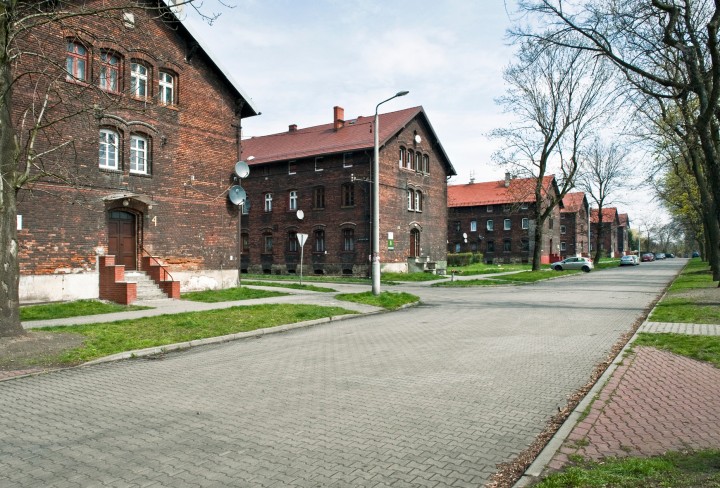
[447,175,562,264]
[618,213,631,255]
[590,207,620,257]
[239,106,455,275]
[560,192,590,258]
[15,1,258,302]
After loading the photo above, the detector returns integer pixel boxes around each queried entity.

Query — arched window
[99,129,119,170]
[407,189,415,210]
[130,134,149,174]
[130,62,149,99]
[406,149,414,170]
[343,228,354,251]
[399,147,406,168]
[158,71,175,105]
[66,41,87,81]
[99,52,120,92]
[314,230,325,252]
[415,152,421,172]
[415,190,423,212]
[423,154,430,173]
[288,231,298,253]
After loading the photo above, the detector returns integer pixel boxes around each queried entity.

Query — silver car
[619,255,639,266]
[552,257,594,272]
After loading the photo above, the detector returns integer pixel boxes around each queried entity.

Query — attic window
[348,119,357,125]
[123,12,135,28]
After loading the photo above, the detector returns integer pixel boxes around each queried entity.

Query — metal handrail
[139,246,176,283]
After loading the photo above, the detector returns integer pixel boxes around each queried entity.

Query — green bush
[447,252,483,266]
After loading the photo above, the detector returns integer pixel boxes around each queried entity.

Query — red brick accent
[98,255,137,305]
[141,255,180,299]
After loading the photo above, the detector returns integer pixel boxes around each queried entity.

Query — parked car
[641,253,655,262]
[666,253,675,258]
[552,257,594,272]
[692,251,700,258]
[619,255,639,266]
[654,252,666,260]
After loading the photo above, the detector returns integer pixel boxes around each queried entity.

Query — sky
[183,0,660,226]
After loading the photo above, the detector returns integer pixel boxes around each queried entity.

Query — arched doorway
[108,210,137,270]
[409,228,420,258]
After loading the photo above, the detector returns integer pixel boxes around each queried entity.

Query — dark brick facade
[15,2,256,280]
[240,110,454,275]
[560,193,590,258]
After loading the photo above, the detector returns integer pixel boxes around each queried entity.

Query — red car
[641,253,655,262]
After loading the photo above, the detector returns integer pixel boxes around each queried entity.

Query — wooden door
[409,229,420,258]
[108,211,137,270]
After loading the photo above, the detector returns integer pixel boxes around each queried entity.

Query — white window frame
[470,220,477,232]
[131,62,148,99]
[158,71,174,105]
[264,193,273,212]
[486,219,494,231]
[415,191,422,212]
[407,189,414,210]
[520,202,529,210]
[288,160,297,175]
[486,205,493,213]
[561,242,567,251]
[343,152,353,168]
[561,225,567,235]
[504,219,511,231]
[522,218,529,230]
[289,190,298,210]
[130,135,148,174]
[99,129,119,170]
[315,156,324,172]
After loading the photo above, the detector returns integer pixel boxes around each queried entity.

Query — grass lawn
[181,287,288,303]
[649,259,719,324]
[20,300,151,321]
[535,449,720,487]
[434,270,565,287]
[241,273,370,284]
[240,281,336,292]
[41,304,357,364]
[380,272,442,282]
[335,291,419,310]
[448,262,531,275]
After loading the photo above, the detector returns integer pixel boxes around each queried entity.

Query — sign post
[297,233,308,285]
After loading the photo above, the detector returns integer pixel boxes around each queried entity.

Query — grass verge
[534,449,720,487]
[649,259,719,324]
[40,304,357,364]
[335,291,419,310]
[181,287,288,302]
[20,300,151,321]
[634,332,720,368]
[240,281,335,292]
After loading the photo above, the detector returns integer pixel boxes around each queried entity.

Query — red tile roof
[590,207,618,224]
[448,175,557,207]
[561,192,587,213]
[241,106,454,174]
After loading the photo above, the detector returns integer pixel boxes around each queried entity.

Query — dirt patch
[0,331,84,372]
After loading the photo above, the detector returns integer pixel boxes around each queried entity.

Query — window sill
[99,167,122,174]
[130,172,152,178]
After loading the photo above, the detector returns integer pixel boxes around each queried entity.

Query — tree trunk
[0,9,25,338]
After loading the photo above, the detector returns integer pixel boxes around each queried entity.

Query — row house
[590,207,620,257]
[239,106,456,276]
[16,1,259,303]
[447,175,562,264]
[618,213,631,255]
[560,192,590,258]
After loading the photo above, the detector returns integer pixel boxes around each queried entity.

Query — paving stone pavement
[1,261,684,487]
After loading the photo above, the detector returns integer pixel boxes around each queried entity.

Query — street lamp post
[372,90,409,296]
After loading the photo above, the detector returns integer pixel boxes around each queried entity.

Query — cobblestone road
[0,261,683,487]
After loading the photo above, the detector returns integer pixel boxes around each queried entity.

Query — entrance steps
[125,271,168,300]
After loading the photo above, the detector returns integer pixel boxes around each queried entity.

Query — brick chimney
[504,171,511,188]
[333,106,345,130]
[289,124,297,132]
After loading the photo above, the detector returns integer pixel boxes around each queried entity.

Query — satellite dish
[296,209,304,220]
[462,233,468,239]
[228,185,246,205]
[234,161,250,178]
[414,134,422,144]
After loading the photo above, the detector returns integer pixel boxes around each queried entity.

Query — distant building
[447,174,562,264]
[618,213,631,255]
[560,192,590,257]
[240,106,456,275]
[590,207,620,257]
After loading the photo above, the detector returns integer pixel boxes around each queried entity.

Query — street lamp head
[396,90,409,97]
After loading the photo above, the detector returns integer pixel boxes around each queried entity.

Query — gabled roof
[241,106,455,175]
[618,213,629,227]
[561,192,588,213]
[590,207,619,224]
[161,1,258,118]
[448,175,558,207]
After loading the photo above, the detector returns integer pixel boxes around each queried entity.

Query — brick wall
[14,1,247,276]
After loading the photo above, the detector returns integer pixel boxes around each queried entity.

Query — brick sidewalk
[546,339,720,472]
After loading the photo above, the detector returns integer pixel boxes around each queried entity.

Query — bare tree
[577,139,629,263]
[491,40,613,270]
[516,0,720,281]
[0,1,226,338]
